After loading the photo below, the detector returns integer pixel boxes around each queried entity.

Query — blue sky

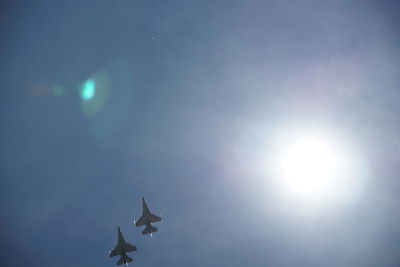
[1,1,400,266]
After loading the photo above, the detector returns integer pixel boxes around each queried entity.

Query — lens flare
[81,80,96,101]
[52,84,65,96]
[79,71,110,116]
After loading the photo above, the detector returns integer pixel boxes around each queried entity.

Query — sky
[1,0,400,266]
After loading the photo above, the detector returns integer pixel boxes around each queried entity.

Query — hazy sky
[1,1,400,266]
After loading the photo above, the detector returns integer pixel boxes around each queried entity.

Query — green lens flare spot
[79,71,110,116]
[52,84,65,96]
[81,80,96,101]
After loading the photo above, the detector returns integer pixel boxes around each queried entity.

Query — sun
[274,131,357,205]
[233,124,366,207]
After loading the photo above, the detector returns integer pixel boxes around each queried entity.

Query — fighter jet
[134,197,161,236]
[109,226,137,265]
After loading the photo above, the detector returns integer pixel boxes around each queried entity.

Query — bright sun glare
[274,131,359,205]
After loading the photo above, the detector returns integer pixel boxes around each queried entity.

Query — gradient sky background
[1,1,400,266]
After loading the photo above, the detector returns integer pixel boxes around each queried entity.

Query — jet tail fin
[142,226,158,235]
[117,256,133,265]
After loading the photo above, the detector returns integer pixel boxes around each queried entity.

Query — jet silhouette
[109,226,137,265]
[134,197,161,236]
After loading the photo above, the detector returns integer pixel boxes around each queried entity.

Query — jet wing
[149,213,161,223]
[109,245,121,257]
[124,243,137,253]
[135,216,146,226]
